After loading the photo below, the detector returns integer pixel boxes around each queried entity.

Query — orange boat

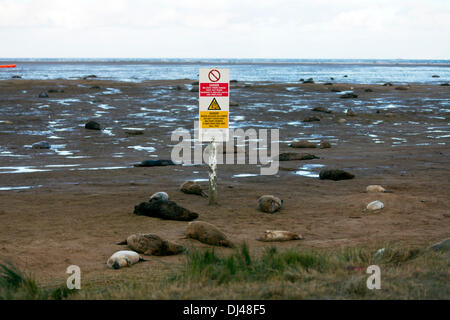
[0,64,16,68]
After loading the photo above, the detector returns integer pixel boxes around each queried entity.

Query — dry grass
[2,243,449,300]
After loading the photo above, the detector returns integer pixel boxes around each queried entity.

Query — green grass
[2,243,449,300]
[0,263,77,300]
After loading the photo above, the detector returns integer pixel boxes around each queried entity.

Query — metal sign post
[198,68,230,205]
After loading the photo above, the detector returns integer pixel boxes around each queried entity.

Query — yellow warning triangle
[208,98,221,110]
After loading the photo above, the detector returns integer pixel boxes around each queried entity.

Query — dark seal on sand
[303,116,321,122]
[85,120,101,130]
[134,159,175,167]
[278,153,318,161]
[340,93,358,99]
[31,141,51,149]
[319,169,355,181]
[118,233,184,256]
[180,181,207,197]
[312,106,332,113]
[289,141,317,148]
[134,199,198,221]
[38,92,49,98]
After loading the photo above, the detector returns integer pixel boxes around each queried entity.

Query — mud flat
[0,79,449,285]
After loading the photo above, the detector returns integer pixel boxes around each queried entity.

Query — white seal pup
[150,192,169,202]
[257,230,303,242]
[106,250,144,269]
[366,200,384,211]
[257,195,283,213]
[366,185,386,193]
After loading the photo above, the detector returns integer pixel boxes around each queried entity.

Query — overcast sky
[0,0,449,59]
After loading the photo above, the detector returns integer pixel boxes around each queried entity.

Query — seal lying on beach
[278,153,318,161]
[180,181,207,197]
[134,199,198,221]
[150,191,169,202]
[366,200,384,211]
[118,234,184,256]
[257,195,283,213]
[134,159,175,167]
[319,169,354,181]
[186,221,234,247]
[257,230,303,242]
[106,250,144,269]
[289,141,317,148]
[366,185,386,193]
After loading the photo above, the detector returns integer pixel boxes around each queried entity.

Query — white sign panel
[198,68,229,142]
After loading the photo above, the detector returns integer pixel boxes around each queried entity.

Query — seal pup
[118,233,184,256]
[134,199,198,221]
[180,181,207,197]
[186,221,234,247]
[257,230,303,242]
[106,250,144,269]
[257,195,283,213]
[366,200,384,211]
[366,185,386,193]
[150,192,169,202]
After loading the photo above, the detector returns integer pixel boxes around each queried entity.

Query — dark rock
[134,159,175,167]
[312,106,332,113]
[303,116,321,122]
[340,93,358,99]
[85,120,101,130]
[278,153,318,161]
[364,88,373,92]
[319,169,354,181]
[289,141,317,148]
[31,141,51,149]
[330,77,334,80]
[38,92,49,98]
[343,75,348,78]
[134,199,198,221]
[320,141,332,149]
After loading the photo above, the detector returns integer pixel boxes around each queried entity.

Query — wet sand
[0,79,449,283]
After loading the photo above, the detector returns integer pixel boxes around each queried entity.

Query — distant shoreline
[1,58,450,67]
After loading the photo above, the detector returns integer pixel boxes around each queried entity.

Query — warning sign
[208,98,221,110]
[199,68,230,142]
[200,111,228,128]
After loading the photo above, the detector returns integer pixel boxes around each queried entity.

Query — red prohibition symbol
[208,69,221,82]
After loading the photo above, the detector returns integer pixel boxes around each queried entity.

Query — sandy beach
[0,78,449,286]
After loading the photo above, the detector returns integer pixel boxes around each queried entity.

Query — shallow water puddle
[127,145,156,152]
[0,166,50,174]
[293,164,325,178]
[0,185,43,191]
[232,173,259,178]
